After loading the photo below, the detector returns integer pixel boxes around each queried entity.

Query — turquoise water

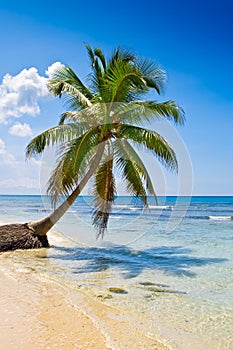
[0,195,233,349]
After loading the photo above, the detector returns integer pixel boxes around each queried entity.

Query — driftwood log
[0,223,49,252]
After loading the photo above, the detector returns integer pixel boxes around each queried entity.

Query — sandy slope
[0,264,170,350]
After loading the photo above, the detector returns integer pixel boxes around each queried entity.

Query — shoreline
[0,267,111,350]
[0,224,171,350]
[1,205,231,350]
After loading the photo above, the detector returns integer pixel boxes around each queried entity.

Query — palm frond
[59,111,76,125]
[84,45,108,97]
[108,47,136,66]
[47,65,93,108]
[94,48,107,70]
[47,127,103,205]
[103,60,147,103]
[136,58,166,94]
[93,146,116,238]
[84,43,95,67]
[46,149,94,207]
[86,59,105,99]
[26,123,89,158]
[59,104,110,126]
[114,141,148,206]
[114,100,185,125]
[117,124,178,171]
[115,139,157,201]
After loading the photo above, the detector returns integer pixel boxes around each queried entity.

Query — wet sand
[0,254,170,350]
[0,269,111,350]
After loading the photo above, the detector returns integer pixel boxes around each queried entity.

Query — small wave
[208,216,232,221]
[112,204,174,211]
[149,205,173,210]
[187,215,209,220]
[113,205,131,209]
[25,208,51,213]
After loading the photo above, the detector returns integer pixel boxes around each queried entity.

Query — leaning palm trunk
[0,144,104,252]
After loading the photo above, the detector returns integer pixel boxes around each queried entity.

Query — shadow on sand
[44,244,227,279]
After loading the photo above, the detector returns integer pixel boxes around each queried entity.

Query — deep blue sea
[0,195,232,349]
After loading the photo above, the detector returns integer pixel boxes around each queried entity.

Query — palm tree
[0,45,184,251]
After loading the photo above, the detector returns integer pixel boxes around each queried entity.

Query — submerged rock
[138,281,156,286]
[147,286,174,293]
[96,293,113,300]
[138,281,169,287]
[108,287,128,294]
[147,286,187,294]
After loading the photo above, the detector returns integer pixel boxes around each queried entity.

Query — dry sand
[0,264,170,350]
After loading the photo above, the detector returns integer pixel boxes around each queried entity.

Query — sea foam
[208,215,232,220]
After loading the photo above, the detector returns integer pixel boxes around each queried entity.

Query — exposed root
[0,223,49,252]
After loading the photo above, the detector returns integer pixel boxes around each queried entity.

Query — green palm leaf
[47,127,104,205]
[108,47,136,66]
[84,44,105,96]
[136,58,166,94]
[115,152,148,206]
[94,48,107,70]
[84,43,95,66]
[93,148,116,238]
[26,123,89,158]
[47,65,93,108]
[117,124,178,171]
[104,60,147,103]
[111,100,185,125]
[59,104,109,126]
[114,139,157,201]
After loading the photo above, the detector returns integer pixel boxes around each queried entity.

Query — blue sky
[0,0,232,195]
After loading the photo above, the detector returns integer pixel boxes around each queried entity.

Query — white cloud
[0,138,17,165]
[0,67,48,123]
[0,138,6,154]
[45,61,64,79]
[2,153,16,166]
[0,62,63,124]
[9,122,33,137]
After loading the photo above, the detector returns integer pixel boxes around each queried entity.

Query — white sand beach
[0,223,170,350]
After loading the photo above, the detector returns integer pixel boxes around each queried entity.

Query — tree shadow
[44,243,227,279]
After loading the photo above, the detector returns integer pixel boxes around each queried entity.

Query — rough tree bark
[0,144,105,252]
[0,223,49,252]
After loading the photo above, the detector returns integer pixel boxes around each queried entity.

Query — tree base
[0,223,49,252]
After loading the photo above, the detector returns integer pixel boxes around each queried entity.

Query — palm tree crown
[26,45,185,237]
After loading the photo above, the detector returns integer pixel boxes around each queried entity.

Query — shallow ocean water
[0,195,232,349]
